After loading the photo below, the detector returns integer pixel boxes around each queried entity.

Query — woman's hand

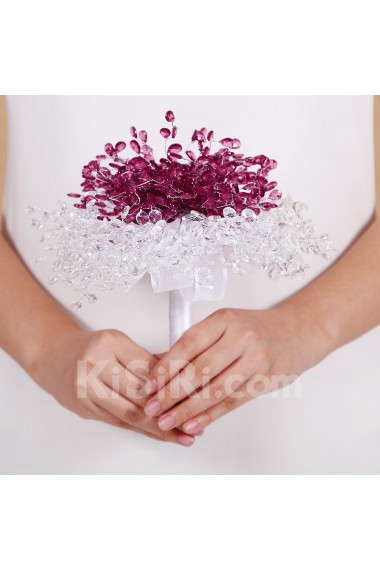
[29,328,196,446]
[0,235,196,445]
[143,306,332,434]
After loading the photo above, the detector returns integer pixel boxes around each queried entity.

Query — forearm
[0,232,81,373]
[279,217,380,356]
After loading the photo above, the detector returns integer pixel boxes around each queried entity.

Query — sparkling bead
[168,152,182,161]
[139,130,148,142]
[292,201,307,213]
[183,210,206,221]
[260,202,277,211]
[223,207,236,218]
[136,210,150,224]
[160,128,171,138]
[268,189,282,200]
[149,209,162,223]
[268,159,278,170]
[141,144,153,156]
[130,140,141,153]
[196,267,213,288]
[115,141,126,152]
[168,143,182,152]
[220,138,233,148]
[165,110,175,122]
[82,293,97,304]
[130,126,137,138]
[104,143,114,156]
[241,208,257,221]
[129,157,148,170]
[186,150,196,161]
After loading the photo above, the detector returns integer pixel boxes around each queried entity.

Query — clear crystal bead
[223,207,236,218]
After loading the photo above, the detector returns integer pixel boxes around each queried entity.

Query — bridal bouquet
[29,110,332,344]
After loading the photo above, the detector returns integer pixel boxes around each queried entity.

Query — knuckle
[156,361,170,381]
[160,430,174,442]
[209,382,226,400]
[180,333,197,354]
[202,409,213,425]
[177,403,194,423]
[166,383,181,402]
[125,408,143,425]
[215,307,235,321]
[242,326,259,342]
[254,348,271,370]
[223,397,236,411]
[74,372,94,400]
[194,357,210,378]
[96,329,126,346]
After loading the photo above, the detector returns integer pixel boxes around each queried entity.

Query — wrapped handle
[169,289,192,347]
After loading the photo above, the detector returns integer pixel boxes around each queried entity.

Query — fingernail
[182,419,200,434]
[144,378,157,395]
[194,429,204,436]
[144,400,161,417]
[177,434,194,446]
[158,414,176,430]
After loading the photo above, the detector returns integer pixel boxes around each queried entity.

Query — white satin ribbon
[151,256,228,346]
[168,290,192,347]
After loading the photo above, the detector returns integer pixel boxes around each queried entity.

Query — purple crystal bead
[130,140,141,154]
[165,110,175,122]
[75,110,280,224]
[115,141,126,152]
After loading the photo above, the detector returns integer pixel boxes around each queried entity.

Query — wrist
[24,320,83,381]
[273,297,337,369]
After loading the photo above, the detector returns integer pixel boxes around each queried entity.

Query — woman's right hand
[28,328,196,446]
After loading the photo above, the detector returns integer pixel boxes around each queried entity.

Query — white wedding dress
[1,96,379,474]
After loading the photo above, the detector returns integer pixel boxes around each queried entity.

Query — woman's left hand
[143,305,331,434]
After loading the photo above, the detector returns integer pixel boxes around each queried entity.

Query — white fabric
[169,291,192,347]
[1,96,379,474]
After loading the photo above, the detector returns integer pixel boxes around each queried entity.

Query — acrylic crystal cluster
[69,110,281,223]
[29,110,332,309]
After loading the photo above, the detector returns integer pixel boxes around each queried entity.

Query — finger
[90,401,148,433]
[89,379,195,446]
[146,312,227,395]
[154,359,247,431]
[83,362,200,438]
[114,334,158,385]
[144,336,241,417]
[89,402,173,442]
[97,358,151,406]
[180,373,282,432]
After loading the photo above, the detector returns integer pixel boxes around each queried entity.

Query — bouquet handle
[169,289,192,347]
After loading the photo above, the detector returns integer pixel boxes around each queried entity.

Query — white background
[1,0,380,568]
